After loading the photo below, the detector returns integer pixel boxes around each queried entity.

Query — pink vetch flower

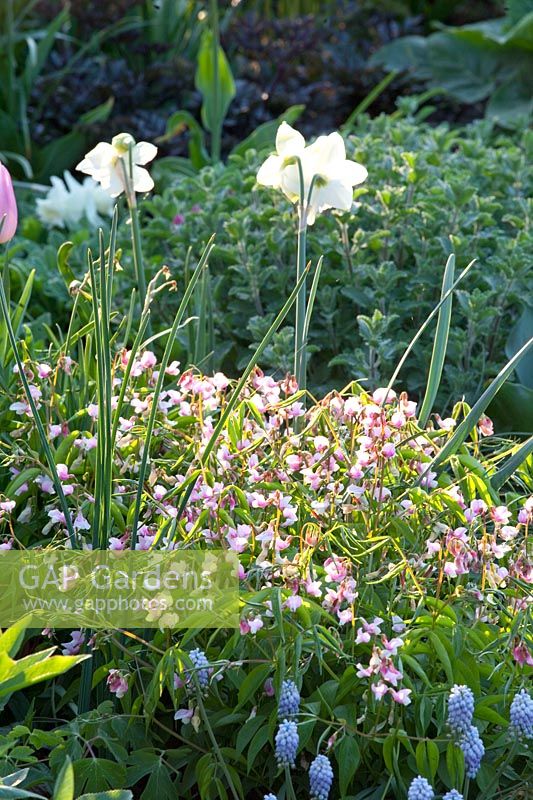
[174,707,194,723]
[371,681,389,700]
[107,669,129,699]
[338,607,354,625]
[56,463,73,482]
[62,630,85,655]
[240,615,264,635]
[355,616,383,643]
[173,213,185,225]
[477,414,494,437]
[490,505,511,525]
[390,688,412,705]
[382,442,396,459]
[0,162,18,243]
[264,677,275,697]
[512,641,533,667]
[284,595,302,612]
[37,363,53,379]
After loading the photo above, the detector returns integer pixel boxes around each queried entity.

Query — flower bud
[0,163,18,243]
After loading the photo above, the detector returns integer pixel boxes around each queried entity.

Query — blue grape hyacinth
[460,725,485,778]
[407,776,434,800]
[443,791,463,800]
[275,719,299,767]
[189,648,210,690]
[264,795,278,800]
[510,689,533,739]
[278,679,300,719]
[309,754,334,800]
[447,684,474,734]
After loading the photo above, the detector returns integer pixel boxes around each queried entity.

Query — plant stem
[129,197,147,316]
[193,676,240,800]
[209,0,221,162]
[284,765,297,800]
[294,205,307,394]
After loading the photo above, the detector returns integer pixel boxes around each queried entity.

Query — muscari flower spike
[278,679,300,720]
[510,689,533,739]
[407,776,434,800]
[189,648,210,690]
[460,725,485,778]
[275,719,299,767]
[309,754,334,800]
[447,684,474,735]
[443,791,464,800]
[264,795,278,800]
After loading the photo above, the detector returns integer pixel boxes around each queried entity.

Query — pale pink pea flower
[107,669,129,698]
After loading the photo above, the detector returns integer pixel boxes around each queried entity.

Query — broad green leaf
[0,619,28,657]
[505,303,533,387]
[237,664,271,708]
[427,33,501,103]
[74,760,126,795]
[53,757,74,800]
[0,647,88,701]
[195,30,236,136]
[446,740,465,787]
[488,382,533,434]
[428,631,454,684]
[369,35,432,79]
[415,740,439,781]
[78,793,133,800]
[335,736,360,795]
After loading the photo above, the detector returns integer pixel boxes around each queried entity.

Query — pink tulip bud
[0,164,17,243]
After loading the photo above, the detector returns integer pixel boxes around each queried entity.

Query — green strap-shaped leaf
[195,29,236,136]
[418,253,455,427]
[425,334,533,476]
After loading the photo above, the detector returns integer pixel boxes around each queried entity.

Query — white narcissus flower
[257,123,367,225]
[256,121,305,189]
[76,133,157,199]
[36,171,114,229]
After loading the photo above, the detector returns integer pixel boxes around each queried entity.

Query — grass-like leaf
[418,253,455,427]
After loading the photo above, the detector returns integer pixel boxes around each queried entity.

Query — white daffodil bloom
[257,124,367,224]
[76,133,157,199]
[36,171,114,229]
[256,122,305,190]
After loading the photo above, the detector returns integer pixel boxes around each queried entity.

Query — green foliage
[0,619,88,710]
[1,171,532,800]
[0,3,123,179]
[135,113,533,414]
[371,1,533,126]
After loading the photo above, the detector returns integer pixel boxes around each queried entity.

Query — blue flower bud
[447,684,474,735]
[275,719,299,767]
[309,754,334,800]
[189,648,210,690]
[278,679,300,720]
[510,689,533,739]
[407,776,434,800]
[443,791,463,800]
[460,725,484,778]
